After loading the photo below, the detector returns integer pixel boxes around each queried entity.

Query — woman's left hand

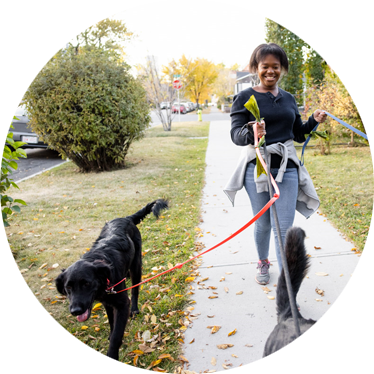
[313,110,327,123]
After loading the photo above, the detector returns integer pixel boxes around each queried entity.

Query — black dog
[262,227,357,374]
[56,199,168,360]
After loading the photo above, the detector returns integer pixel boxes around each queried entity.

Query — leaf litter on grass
[5,122,210,372]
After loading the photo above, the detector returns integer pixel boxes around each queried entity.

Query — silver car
[8,106,47,149]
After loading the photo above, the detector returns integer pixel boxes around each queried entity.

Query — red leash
[107,125,279,294]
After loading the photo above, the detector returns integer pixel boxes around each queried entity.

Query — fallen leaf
[207,315,215,318]
[315,299,323,302]
[261,287,271,294]
[210,326,221,334]
[225,272,232,275]
[138,344,155,353]
[158,354,173,360]
[231,354,239,358]
[92,303,102,311]
[132,350,144,355]
[153,368,167,373]
[151,315,157,324]
[81,326,88,330]
[314,246,321,250]
[228,329,237,336]
[185,277,195,283]
[267,296,275,300]
[236,291,243,295]
[316,272,329,276]
[179,355,189,363]
[211,357,217,366]
[189,338,195,344]
[208,296,218,299]
[217,344,234,349]
[224,287,229,293]
[315,287,325,296]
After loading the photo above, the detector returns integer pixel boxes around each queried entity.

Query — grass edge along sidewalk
[4,122,373,372]
[5,121,210,372]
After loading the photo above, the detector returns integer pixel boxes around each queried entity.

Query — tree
[137,55,176,131]
[18,0,131,70]
[212,63,238,107]
[265,19,305,104]
[163,56,218,107]
[23,45,150,172]
[311,48,374,142]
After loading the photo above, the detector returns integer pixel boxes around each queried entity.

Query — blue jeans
[244,162,298,272]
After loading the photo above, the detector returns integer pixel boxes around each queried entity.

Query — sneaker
[255,260,270,285]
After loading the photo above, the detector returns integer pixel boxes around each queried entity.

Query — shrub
[1,123,27,227]
[23,48,151,172]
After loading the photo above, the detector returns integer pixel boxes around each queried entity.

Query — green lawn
[6,121,210,372]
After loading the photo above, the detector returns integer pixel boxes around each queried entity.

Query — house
[333,5,374,62]
[0,69,22,104]
[234,63,259,95]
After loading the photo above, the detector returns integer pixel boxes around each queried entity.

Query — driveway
[10,148,65,183]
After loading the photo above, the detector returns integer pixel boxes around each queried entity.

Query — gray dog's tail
[129,199,169,226]
[276,227,310,321]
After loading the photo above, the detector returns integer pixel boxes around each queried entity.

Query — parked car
[160,102,171,109]
[172,104,187,114]
[8,106,47,149]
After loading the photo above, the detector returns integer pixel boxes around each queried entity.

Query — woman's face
[257,54,281,90]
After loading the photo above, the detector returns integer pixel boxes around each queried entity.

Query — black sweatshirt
[230,87,318,146]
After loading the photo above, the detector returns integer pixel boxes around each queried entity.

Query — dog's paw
[130,309,140,318]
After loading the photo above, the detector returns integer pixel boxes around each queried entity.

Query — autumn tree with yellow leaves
[162,55,218,106]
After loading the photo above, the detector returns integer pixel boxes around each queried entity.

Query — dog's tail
[276,227,310,321]
[129,199,169,226]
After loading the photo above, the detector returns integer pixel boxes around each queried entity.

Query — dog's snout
[70,305,85,316]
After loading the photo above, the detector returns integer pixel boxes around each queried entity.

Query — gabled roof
[334,5,374,56]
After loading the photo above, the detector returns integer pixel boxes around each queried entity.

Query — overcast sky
[0,0,265,68]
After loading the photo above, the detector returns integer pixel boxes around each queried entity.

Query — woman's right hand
[248,120,266,139]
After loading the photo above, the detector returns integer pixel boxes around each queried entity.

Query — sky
[0,0,265,69]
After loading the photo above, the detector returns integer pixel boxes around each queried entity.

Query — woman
[224,43,327,285]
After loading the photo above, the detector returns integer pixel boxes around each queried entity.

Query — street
[10,106,230,182]
[10,148,65,183]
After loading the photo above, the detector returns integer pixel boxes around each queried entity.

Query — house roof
[334,5,374,56]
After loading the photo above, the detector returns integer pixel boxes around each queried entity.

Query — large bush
[23,48,150,172]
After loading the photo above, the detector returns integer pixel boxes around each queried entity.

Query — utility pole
[55,0,69,49]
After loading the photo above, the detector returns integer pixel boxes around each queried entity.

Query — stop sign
[173,79,182,89]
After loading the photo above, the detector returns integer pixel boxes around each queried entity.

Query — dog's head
[55,260,111,322]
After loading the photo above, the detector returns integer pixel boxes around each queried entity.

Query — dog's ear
[55,269,66,295]
[93,261,111,287]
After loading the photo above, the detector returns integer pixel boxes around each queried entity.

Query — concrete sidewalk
[181,120,361,372]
